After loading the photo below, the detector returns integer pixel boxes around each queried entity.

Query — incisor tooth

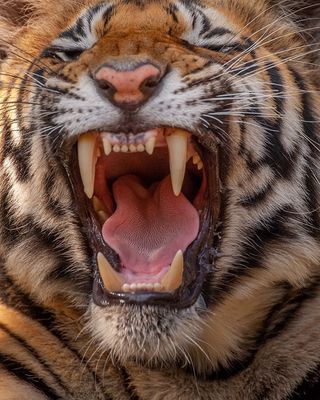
[161,250,184,292]
[97,253,124,292]
[166,129,188,196]
[102,137,112,155]
[78,133,97,199]
[145,137,156,155]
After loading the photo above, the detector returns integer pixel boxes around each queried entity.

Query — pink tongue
[102,175,199,274]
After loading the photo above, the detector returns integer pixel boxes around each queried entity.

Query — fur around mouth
[68,127,221,308]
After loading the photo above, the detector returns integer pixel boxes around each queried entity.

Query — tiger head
[0,0,319,374]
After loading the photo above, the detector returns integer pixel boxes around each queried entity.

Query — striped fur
[0,0,320,398]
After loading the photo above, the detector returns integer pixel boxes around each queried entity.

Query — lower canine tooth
[97,253,124,292]
[78,133,97,199]
[161,250,184,292]
[166,129,188,196]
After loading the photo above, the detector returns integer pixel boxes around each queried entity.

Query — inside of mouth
[79,128,207,293]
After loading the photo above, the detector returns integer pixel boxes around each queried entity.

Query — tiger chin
[0,0,320,399]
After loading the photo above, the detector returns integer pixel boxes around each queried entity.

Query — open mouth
[68,127,221,308]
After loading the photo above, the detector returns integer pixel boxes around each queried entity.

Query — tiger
[0,0,319,398]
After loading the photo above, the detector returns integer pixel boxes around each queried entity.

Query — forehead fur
[0,0,319,64]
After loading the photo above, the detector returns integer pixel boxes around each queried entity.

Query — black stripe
[204,27,231,39]
[249,62,299,178]
[43,170,68,217]
[199,279,320,381]
[0,268,107,394]
[120,367,141,400]
[290,69,320,237]
[167,3,178,23]
[198,9,211,36]
[304,167,320,237]
[231,59,257,76]
[27,223,91,292]
[59,28,81,42]
[102,5,115,31]
[238,181,274,206]
[0,322,69,396]
[0,353,61,399]
[0,176,27,247]
[289,363,320,399]
[215,206,296,297]
[260,279,320,344]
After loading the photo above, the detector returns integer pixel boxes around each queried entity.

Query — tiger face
[1,0,319,375]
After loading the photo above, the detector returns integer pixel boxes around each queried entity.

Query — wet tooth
[193,153,201,165]
[78,133,97,199]
[161,250,184,292]
[137,144,145,152]
[129,144,137,152]
[154,283,163,292]
[130,283,137,291]
[145,137,156,155]
[121,144,129,152]
[102,137,112,156]
[166,129,188,196]
[197,161,203,170]
[97,210,108,224]
[93,196,106,213]
[122,283,130,292]
[146,283,154,291]
[97,253,124,292]
[113,144,120,152]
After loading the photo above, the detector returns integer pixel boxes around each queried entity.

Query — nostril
[96,79,115,92]
[142,76,160,88]
[140,74,161,97]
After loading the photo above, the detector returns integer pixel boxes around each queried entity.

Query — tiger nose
[94,63,162,109]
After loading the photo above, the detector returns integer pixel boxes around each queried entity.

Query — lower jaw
[66,129,221,309]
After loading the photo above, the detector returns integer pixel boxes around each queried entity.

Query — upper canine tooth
[78,133,97,199]
[145,137,156,155]
[161,250,184,292]
[166,129,188,196]
[97,252,124,292]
